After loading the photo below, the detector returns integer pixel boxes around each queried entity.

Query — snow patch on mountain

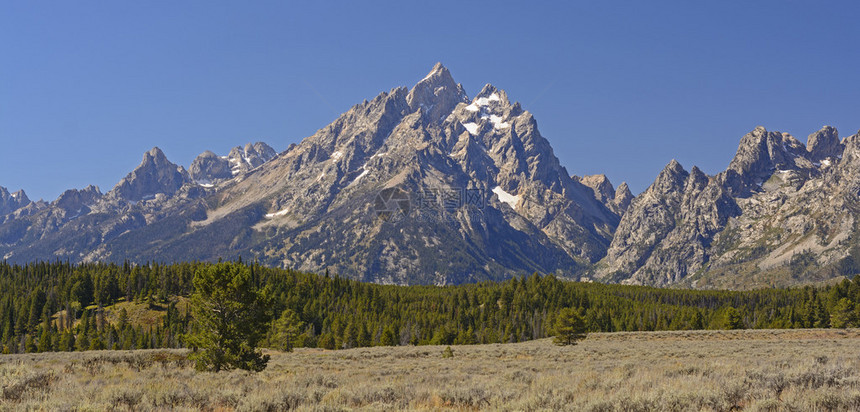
[462,122,479,135]
[475,93,500,106]
[265,208,289,218]
[492,186,521,209]
[483,114,510,129]
[349,168,370,186]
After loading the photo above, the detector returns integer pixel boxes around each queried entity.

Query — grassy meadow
[3,329,860,411]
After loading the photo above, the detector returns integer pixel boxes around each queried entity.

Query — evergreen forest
[2,260,859,354]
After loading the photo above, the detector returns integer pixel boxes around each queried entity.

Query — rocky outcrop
[227,142,277,173]
[189,142,276,185]
[189,151,232,184]
[807,126,844,162]
[4,63,858,289]
[575,174,633,216]
[577,175,615,204]
[598,125,860,289]
[0,187,30,216]
[723,126,812,196]
[53,185,102,217]
[598,160,689,281]
[0,64,618,284]
[406,62,468,123]
[613,183,633,215]
[108,147,192,202]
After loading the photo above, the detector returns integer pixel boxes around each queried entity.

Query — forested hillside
[1,260,857,354]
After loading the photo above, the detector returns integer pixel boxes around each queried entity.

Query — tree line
[2,259,860,354]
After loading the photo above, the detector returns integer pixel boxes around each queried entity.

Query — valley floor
[3,329,860,411]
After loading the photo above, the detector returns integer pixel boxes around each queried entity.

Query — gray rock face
[53,185,102,216]
[228,142,277,172]
[190,142,277,185]
[0,63,618,284]
[575,174,632,216]
[577,175,615,204]
[807,126,844,162]
[406,62,468,123]
[598,125,860,289]
[598,160,691,283]
[4,63,857,289]
[0,187,30,216]
[189,151,232,184]
[108,147,192,202]
[724,126,811,196]
[0,146,207,261]
[613,183,633,215]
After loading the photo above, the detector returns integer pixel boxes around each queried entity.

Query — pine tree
[830,298,855,328]
[59,331,75,352]
[380,325,397,346]
[690,311,705,330]
[185,263,270,372]
[552,308,587,346]
[24,334,37,353]
[76,329,90,351]
[37,316,52,352]
[117,308,129,331]
[271,309,304,352]
[28,289,47,331]
[722,307,744,329]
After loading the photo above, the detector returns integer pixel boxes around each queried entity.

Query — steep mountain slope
[596,126,860,288]
[0,63,619,285]
[124,64,619,284]
[5,63,856,289]
[0,148,203,262]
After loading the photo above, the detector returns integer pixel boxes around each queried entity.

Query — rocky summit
[1,64,858,289]
[595,125,860,289]
[0,64,619,285]
[189,142,277,185]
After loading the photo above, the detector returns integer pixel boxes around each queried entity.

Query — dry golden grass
[3,329,860,411]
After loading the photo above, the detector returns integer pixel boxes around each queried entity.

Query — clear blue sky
[3,1,859,201]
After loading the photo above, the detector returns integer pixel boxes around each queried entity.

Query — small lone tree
[553,307,588,346]
[185,262,270,372]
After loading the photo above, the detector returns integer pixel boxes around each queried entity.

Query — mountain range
[2,63,858,289]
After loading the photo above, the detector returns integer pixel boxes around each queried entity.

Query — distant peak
[477,84,498,96]
[110,146,190,201]
[82,185,101,194]
[809,125,838,141]
[751,126,767,136]
[420,62,449,81]
[407,62,468,122]
[808,125,843,161]
[143,147,169,163]
[650,159,689,194]
[472,84,511,108]
[579,173,611,186]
